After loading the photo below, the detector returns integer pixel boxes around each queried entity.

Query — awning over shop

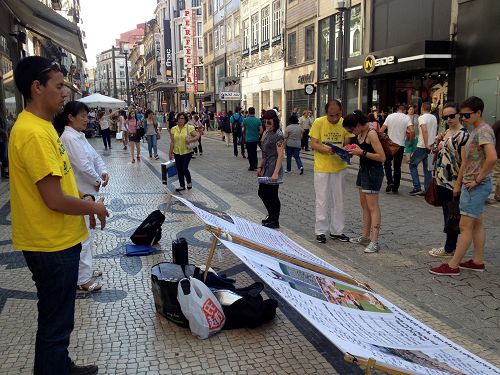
[1,0,86,61]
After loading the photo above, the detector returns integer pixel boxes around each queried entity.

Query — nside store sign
[183,9,195,93]
[363,54,395,74]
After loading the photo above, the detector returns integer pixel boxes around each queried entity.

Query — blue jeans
[23,243,82,375]
[146,134,158,157]
[286,146,303,171]
[409,147,431,191]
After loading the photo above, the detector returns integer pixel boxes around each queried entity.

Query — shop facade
[284,64,316,118]
[344,41,453,115]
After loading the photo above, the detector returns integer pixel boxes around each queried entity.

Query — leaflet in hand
[322,142,352,164]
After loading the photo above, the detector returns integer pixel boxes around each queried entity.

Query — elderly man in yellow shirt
[9,56,108,375]
[310,99,353,244]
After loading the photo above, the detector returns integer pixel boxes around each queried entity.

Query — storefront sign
[298,71,315,84]
[183,9,195,93]
[191,9,198,93]
[219,92,241,101]
[363,55,395,74]
[163,20,173,78]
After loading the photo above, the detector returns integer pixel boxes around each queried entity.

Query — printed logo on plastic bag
[202,299,225,330]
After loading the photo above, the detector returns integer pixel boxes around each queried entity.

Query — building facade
[284,0,317,118]
[240,0,285,116]
[95,48,129,101]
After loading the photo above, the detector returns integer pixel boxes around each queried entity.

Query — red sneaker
[459,259,485,272]
[429,263,460,276]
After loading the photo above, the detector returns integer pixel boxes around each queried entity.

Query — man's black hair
[460,96,484,114]
[248,107,256,115]
[14,56,61,101]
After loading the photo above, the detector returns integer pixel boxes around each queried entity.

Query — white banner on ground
[172,196,500,375]
[222,240,500,375]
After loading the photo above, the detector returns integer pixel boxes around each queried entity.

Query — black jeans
[258,183,280,221]
[383,146,405,190]
[194,136,203,154]
[23,243,82,375]
[246,141,259,169]
[301,129,310,150]
[437,185,459,252]
[174,152,192,188]
[101,128,111,148]
[233,133,245,156]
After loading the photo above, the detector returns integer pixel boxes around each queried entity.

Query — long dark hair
[53,101,89,136]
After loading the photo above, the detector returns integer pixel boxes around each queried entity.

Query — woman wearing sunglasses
[256,110,285,228]
[169,113,200,192]
[428,103,469,257]
[430,96,497,275]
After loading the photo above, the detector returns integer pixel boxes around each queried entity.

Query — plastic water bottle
[258,176,283,185]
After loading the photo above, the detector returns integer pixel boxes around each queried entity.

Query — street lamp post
[123,49,131,105]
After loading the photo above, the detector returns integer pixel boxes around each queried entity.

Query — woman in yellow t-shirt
[169,112,200,192]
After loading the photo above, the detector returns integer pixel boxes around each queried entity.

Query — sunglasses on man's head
[459,112,475,119]
[37,62,61,78]
[442,113,458,121]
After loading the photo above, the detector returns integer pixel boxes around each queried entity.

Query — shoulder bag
[377,132,400,157]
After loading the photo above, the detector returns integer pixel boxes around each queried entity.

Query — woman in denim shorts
[343,110,386,253]
[430,96,497,276]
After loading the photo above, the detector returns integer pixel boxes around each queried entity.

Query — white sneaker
[364,242,380,253]
[349,236,371,246]
[428,247,454,257]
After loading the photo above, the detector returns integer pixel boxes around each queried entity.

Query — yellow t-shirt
[8,110,88,252]
[171,124,195,155]
[309,116,350,173]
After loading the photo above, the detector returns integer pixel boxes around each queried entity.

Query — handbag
[377,132,400,157]
[424,178,441,207]
[156,131,161,140]
[444,199,460,234]
[116,131,123,140]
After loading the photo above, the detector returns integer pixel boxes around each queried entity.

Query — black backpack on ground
[131,210,165,245]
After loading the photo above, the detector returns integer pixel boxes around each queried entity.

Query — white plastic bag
[116,131,123,140]
[177,277,225,339]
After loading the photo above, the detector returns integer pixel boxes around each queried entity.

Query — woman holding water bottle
[256,109,285,229]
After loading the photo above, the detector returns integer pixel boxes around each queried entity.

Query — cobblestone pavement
[0,130,498,374]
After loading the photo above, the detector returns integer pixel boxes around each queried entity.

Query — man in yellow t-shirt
[9,56,109,375]
[310,99,352,244]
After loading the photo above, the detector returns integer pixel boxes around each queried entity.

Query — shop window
[287,32,296,66]
[251,12,259,47]
[305,25,314,62]
[261,6,270,43]
[243,19,250,50]
[272,0,281,38]
[349,5,361,57]
[318,17,330,80]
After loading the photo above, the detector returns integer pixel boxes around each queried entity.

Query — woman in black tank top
[343,110,386,253]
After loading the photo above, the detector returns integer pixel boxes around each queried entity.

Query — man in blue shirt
[243,107,262,171]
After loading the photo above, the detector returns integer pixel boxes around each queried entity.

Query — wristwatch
[82,194,96,201]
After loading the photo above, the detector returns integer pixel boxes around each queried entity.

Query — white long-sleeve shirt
[60,126,108,194]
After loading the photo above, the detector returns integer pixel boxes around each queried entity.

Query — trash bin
[151,262,197,327]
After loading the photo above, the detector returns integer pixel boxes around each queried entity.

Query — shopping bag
[125,244,156,256]
[177,277,225,339]
[116,131,123,140]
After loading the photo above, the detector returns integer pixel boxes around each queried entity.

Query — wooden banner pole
[206,225,374,293]
[203,236,219,282]
[163,193,174,216]
[344,354,411,375]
